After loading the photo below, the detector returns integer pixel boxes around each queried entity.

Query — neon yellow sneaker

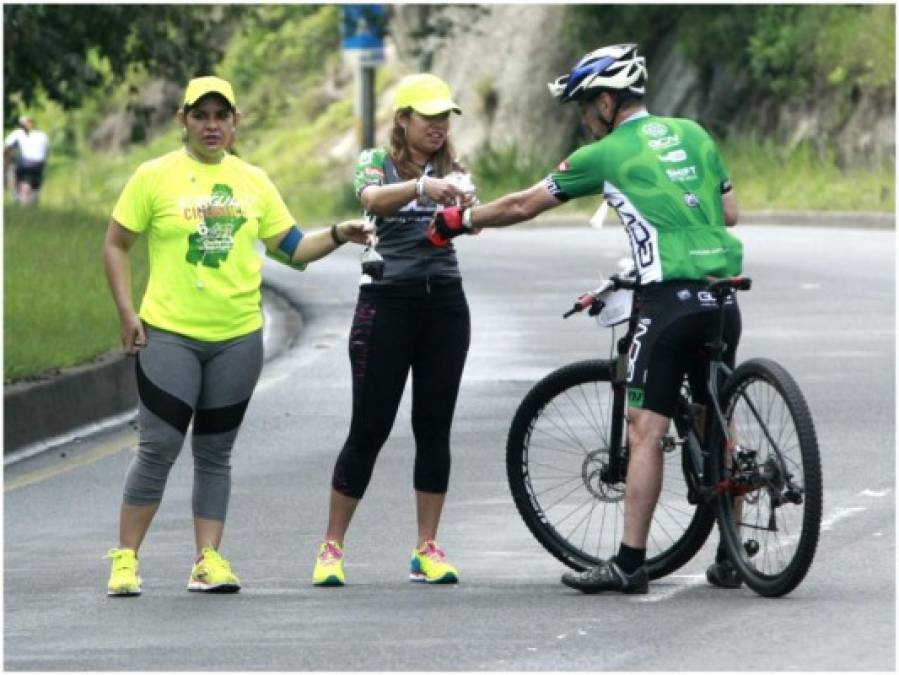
[105,548,141,597]
[187,546,240,593]
[410,540,459,584]
[313,540,345,587]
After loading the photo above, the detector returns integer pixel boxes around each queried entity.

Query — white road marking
[799,283,821,290]
[4,409,137,465]
[820,506,867,531]
[857,489,891,498]
[636,574,705,603]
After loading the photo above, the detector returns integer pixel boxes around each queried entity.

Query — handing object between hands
[427,206,473,247]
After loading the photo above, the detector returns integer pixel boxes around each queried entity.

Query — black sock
[614,543,646,574]
[715,541,729,564]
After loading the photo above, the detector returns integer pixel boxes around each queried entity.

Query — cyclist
[429,44,745,593]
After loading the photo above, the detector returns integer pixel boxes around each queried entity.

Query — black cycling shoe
[561,559,649,595]
[706,559,743,589]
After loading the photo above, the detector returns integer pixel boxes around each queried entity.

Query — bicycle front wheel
[711,358,823,597]
[506,359,715,578]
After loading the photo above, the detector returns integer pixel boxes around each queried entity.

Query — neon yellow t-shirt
[112,149,296,341]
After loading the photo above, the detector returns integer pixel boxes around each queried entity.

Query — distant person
[311,73,477,587]
[4,116,49,204]
[102,75,374,597]
[427,44,745,594]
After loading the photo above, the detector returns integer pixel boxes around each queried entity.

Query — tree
[3,5,239,119]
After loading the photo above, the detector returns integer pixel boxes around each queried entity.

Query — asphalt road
[4,223,895,671]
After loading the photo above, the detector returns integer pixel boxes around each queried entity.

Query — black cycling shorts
[626,280,742,418]
[15,161,45,190]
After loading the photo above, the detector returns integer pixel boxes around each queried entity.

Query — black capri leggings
[332,280,470,499]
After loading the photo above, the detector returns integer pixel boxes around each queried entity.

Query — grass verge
[3,203,148,381]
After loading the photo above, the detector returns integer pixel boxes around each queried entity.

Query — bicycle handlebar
[562,275,752,319]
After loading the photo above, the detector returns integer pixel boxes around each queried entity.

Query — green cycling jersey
[545,111,742,283]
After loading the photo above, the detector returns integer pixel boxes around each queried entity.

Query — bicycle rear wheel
[711,358,822,597]
[506,359,715,578]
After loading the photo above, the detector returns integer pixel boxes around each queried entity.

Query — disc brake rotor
[583,448,625,502]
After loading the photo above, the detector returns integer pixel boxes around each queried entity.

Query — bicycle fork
[602,332,632,485]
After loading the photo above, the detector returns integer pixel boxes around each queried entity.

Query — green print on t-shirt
[185,183,247,268]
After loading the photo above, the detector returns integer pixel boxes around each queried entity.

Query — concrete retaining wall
[4,353,136,452]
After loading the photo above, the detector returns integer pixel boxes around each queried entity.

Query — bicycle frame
[592,275,749,497]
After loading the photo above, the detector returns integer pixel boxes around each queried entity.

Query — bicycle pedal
[784,489,803,505]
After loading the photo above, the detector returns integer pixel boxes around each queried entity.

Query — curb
[738,210,894,229]
[3,286,303,456]
[527,209,894,230]
[3,352,137,453]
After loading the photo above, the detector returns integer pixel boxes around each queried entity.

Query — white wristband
[415,175,426,198]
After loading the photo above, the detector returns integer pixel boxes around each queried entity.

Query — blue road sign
[342,5,387,50]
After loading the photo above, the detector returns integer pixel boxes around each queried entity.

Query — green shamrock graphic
[186,183,247,268]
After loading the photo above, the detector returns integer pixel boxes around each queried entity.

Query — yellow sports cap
[183,76,237,108]
[394,74,461,115]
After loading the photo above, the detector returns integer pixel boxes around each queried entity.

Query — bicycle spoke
[529,429,591,457]
[533,474,583,498]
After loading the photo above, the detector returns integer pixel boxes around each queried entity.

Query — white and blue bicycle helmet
[548,43,647,103]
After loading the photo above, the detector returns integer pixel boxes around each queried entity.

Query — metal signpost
[342,5,387,151]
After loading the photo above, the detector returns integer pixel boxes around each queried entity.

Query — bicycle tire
[506,359,715,578]
[710,357,822,597]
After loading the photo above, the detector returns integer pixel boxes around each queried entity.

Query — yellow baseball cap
[394,74,461,115]
[183,76,237,108]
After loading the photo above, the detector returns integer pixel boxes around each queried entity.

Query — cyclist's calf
[622,408,671,548]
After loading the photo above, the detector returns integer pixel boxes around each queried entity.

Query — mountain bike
[506,274,822,597]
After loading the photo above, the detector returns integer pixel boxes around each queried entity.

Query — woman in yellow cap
[312,73,477,587]
[102,75,373,597]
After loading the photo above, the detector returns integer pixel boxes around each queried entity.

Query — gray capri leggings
[123,325,263,521]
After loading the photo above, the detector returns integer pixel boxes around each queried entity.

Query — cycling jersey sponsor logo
[648,134,680,150]
[697,290,717,306]
[610,197,655,269]
[557,160,570,171]
[544,175,568,200]
[605,181,662,283]
[627,388,645,407]
[642,122,669,138]
[659,149,687,163]
[683,193,700,207]
[666,166,697,182]
[626,321,650,383]
[677,289,692,301]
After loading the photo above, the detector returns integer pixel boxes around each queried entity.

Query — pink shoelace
[319,541,343,563]
[418,540,446,561]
